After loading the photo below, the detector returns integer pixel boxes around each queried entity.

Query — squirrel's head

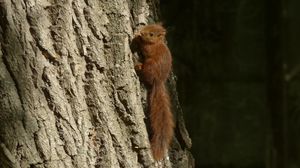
[136,24,166,44]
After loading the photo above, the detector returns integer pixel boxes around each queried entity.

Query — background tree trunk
[266,0,287,167]
[161,0,300,167]
[0,0,193,167]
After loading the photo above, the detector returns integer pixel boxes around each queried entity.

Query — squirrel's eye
[149,32,154,37]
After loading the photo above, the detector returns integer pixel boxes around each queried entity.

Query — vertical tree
[0,0,193,167]
[266,0,287,167]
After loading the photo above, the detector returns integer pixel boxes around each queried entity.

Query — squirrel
[133,24,174,161]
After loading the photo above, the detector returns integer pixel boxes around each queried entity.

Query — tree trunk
[0,0,193,167]
[265,0,287,167]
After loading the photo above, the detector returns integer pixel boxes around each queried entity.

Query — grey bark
[0,0,193,168]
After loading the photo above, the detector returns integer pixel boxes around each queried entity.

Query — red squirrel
[133,24,174,161]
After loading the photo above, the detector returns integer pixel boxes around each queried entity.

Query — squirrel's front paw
[135,63,143,71]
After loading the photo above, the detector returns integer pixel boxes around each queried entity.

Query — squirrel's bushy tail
[149,82,174,161]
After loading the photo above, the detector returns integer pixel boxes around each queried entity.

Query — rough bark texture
[0,0,193,168]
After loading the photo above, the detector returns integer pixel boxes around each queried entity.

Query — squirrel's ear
[156,22,163,26]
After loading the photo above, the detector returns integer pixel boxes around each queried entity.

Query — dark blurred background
[160,0,300,167]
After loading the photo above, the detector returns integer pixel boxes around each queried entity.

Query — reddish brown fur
[134,24,174,161]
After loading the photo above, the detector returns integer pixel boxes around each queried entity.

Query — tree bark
[0,0,193,167]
